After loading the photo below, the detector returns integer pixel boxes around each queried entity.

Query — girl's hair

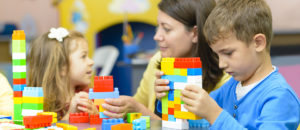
[158,0,224,92]
[27,30,85,119]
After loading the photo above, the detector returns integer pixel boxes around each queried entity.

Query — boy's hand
[154,71,170,99]
[101,96,139,118]
[181,85,223,124]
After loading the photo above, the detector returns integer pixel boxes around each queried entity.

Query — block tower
[89,76,119,118]
[12,30,27,124]
[22,87,44,116]
[161,58,202,129]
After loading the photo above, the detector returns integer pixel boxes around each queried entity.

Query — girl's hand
[101,96,139,118]
[154,71,170,100]
[181,85,222,124]
[76,91,98,115]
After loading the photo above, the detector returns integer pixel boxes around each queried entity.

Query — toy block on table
[22,87,43,97]
[101,118,124,130]
[126,112,142,123]
[56,123,78,130]
[23,115,52,129]
[140,116,150,128]
[84,128,96,130]
[69,112,89,123]
[132,118,146,130]
[161,57,203,128]
[94,76,114,92]
[38,112,57,123]
[89,114,103,125]
[111,123,133,130]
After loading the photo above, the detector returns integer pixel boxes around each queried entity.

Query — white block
[162,119,189,129]
[13,65,26,72]
[22,109,43,116]
[181,104,188,112]
[12,53,26,59]
[174,82,187,90]
[187,76,202,84]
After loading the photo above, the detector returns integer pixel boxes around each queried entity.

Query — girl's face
[154,10,198,58]
[69,38,94,88]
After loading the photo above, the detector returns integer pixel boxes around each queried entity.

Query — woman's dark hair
[158,0,223,92]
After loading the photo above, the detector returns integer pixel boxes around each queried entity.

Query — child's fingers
[105,98,125,106]
[103,110,125,119]
[77,105,89,113]
[155,79,169,86]
[77,91,89,98]
[181,89,198,100]
[102,103,125,113]
[181,95,196,107]
[185,85,201,93]
[183,104,195,113]
[155,86,169,99]
[155,71,164,79]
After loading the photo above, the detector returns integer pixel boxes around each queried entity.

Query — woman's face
[154,10,197,58]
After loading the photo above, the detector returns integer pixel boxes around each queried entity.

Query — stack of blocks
[22,87,44,116]
[89,76,119,118]
[161,58,202,129]
[12,30,27,124]
[38,112,58,123]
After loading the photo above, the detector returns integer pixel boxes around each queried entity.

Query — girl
[102,0,231,120]
[28,27,98,120]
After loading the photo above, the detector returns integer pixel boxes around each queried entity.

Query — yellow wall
[58,0,160,57]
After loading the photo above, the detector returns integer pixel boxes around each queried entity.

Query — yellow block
[13,97,22,104]
[94,99,106,112]
[174,97,181,104]
[38,112,57,118]
[168,101,174,108]
[23,97,43,104]
[84,128,96,130]
[56,123,78,130]
[174,111,202,120]
[180,69,187,76]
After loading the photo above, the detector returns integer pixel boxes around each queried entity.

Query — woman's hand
[154,71,170,100]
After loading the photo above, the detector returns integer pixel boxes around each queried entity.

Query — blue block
[99,112,109,118]
[0,115,12,120]
[187,68,202,76]
[13,84,26,91]
[89,88,119,99]
[23,87,43,97]
[168,115,176,122]
[168,90,174,101]
[132,118,146,130]
[102,118,124,130]
[161,75,187,82]
[169,81,174,90]
[188,119,210,128]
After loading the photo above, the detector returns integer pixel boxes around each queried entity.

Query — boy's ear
[191,26,198,43]
[253,34,266,52]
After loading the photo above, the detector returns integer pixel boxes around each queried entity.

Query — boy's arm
[211,87,299,130]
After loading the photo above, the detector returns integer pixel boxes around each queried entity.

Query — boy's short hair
[203,0,273,52]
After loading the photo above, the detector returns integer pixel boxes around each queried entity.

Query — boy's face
[210,35,259,82]
[69,39,94,87]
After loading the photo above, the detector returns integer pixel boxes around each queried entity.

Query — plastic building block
[69,112,89,123]
[162,119,189,129]
[174,111,201,120]
[13,65,26,72]
[90,114,103,125]
[12,53,26,59]
[180,68,187,76]
[102,118,124,130]
[22,97,43,104]
[168,108,174,115]
[84,128,96,130]
[187,68,202,75]
[94,76,114,92]
[132,118,146,130]
[38,112,57,123]
[23,115,52,129]
[169,81,174,90]
[22,109,43,116]
[13,72,26,79]
[126,113,142,123]
[168,115,176,122]
[188,119,210,128]
[162,114,168,121]
[22,103,43,110]
[56,123,78,130]
[23,87,43,97]
[13,78,26,84]
[111,123,133,130]
[161,75,187,82]
[140,116,150,128]
[99,112,109,118]
[89,88,119,99]
[168,90,174,101]
[14,91,22,97]
[13,84,26,91]
[13,97,22,104]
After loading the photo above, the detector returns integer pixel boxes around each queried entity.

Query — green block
[13,72,26,79]
[13,59,26,66]
[12,40,26,53]
[141,116,150,128]
[181,100,185,104]
[13,120,23,125]
[162,92,168,114]
[22,103,43,110]
[174,69,180,75]
[174,89,181,97]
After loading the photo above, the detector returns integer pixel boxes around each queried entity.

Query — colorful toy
[140,116,150,128]
[126,113,142,123]
[89,114,102,125]
[132,118,146,130]
[56,123,78,130]
[111,123,133,130]
[101,118,124,130]
[69,112,89,123]
[161,57,203,129]
[22,87,44,116]
[38,112,58,123]
[23,115,52,129]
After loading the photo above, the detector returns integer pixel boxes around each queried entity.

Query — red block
[13,78,26,85]
[94,76,114,92]
[90,114,103,125]
[69,112,89,123]
[14,91,22,97]
[191,57,202,68]
[23,115,52,129]
[168,108,174,115]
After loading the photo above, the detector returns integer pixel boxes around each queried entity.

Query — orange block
[162,114,168,121]
[174,104,181,111]
[13,78,26,85]
[111,123,133,130]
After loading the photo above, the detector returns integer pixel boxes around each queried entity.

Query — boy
[181,0,300,129]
